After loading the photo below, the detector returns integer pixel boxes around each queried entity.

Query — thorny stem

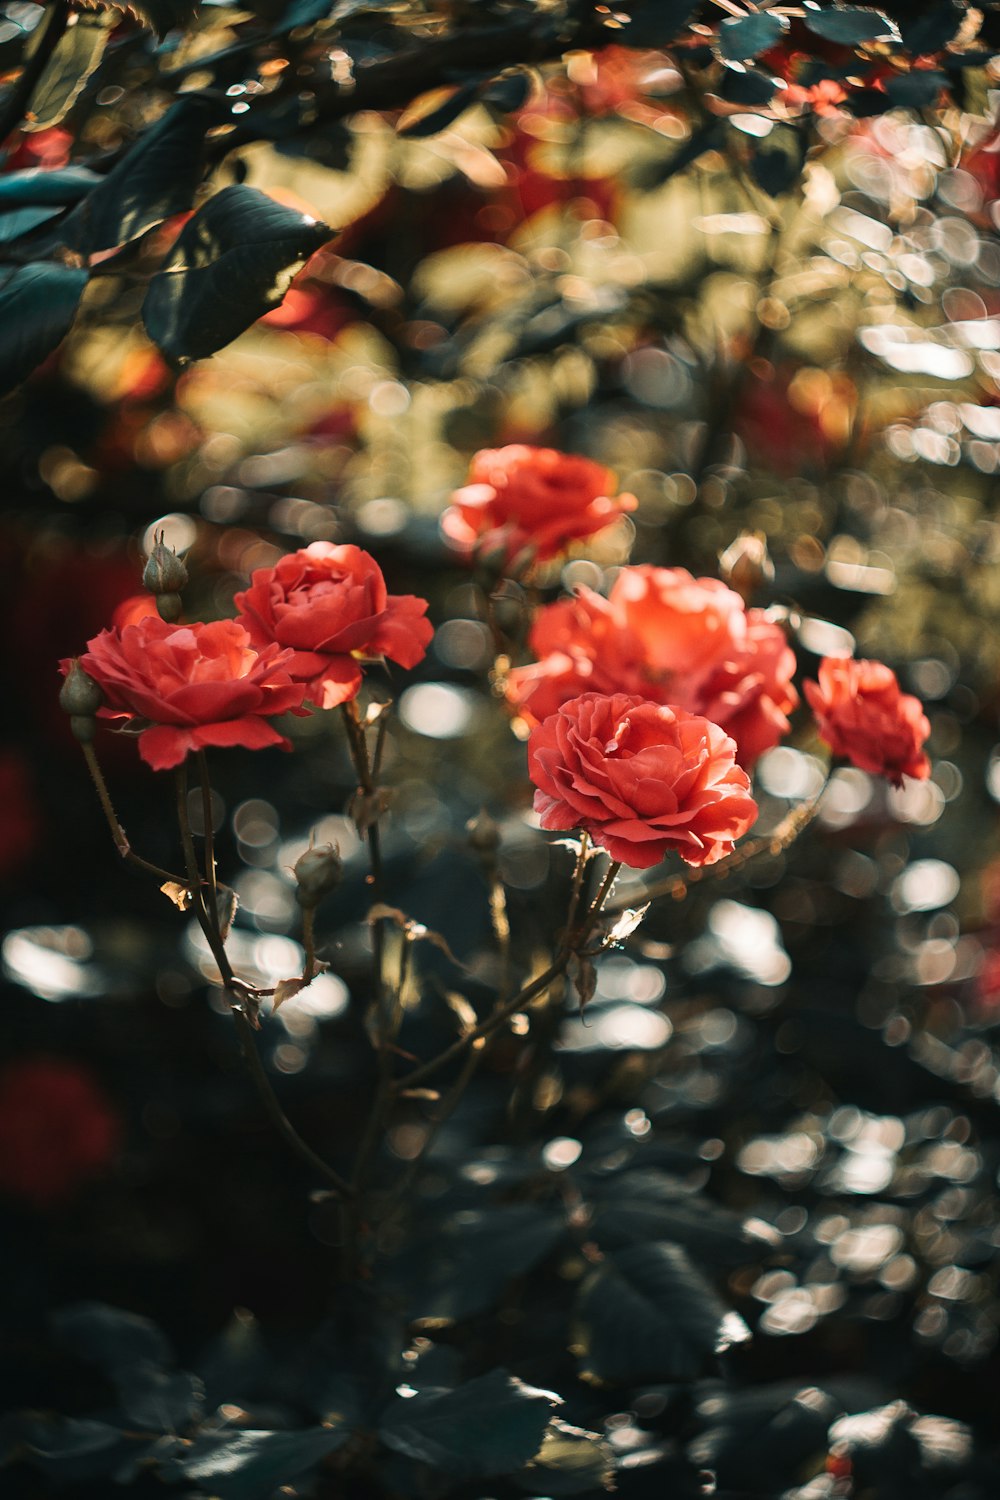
[394,859,622,1093]
[174,763,354,1201]
[604,787,826,915]
[301,905,318,984]
[81,742,185,886]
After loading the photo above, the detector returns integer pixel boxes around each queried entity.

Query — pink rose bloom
[441,445,637,567]
[71,616,306,771]
[528,692,758,869]
[805,657,930,786]
[234,542,433,709]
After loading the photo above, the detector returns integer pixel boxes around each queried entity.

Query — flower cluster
[64,542,434,771]
[508,565,798,771]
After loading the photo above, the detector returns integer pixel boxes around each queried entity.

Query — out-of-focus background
[6,5,1000,1495]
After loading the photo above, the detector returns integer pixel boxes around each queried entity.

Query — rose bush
[528,691,758,869]
[234,542,433,709]
[508,566,797,770]
[441,445,636,567]
[805,657,931,786]
[74,616,306,770]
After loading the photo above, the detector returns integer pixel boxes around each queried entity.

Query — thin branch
[81,741,185,886]
[174,763,355,1201]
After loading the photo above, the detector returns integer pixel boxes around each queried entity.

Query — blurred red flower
[73,616,307,770]
[508,566,797,770]
[234,542,433,709]
[528,691,758,869]
[442,445,636,569]
[805,657,931,786]
[0,1058,120,1207]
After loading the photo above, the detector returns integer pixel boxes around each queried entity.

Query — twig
[174,763,355,1200]
[81,741,185,885]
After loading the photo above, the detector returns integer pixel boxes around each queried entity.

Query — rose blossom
[507,567,797,770]
[441,445,637,567]
[804,657,930,786]
[528,692,758,869]
[234,542,433,709]
[71,615,306,771]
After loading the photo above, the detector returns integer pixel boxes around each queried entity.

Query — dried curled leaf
[604,905,650,948]
[568,953,596,1017]
[272,962,329,1013]
[160,880,192,911]
[368,904,468,971]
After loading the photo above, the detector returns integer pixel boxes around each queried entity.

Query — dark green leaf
[379,1370,556,1477]
[0,204,63,242]
[803,5,900,47]
[398,80,484,138]
[884,69,948,107]
[515,1420,615,1496]
[899,2,963,54]
[174,1425,351,1500]
[574,1243,750,1384]
[623,0,699,49]
[120,1364,204,1430]
[0,1415,133,1482]
[61,94,217,254]
[0,261,87,395]
[305,1290,404,1427]
[719,14,788,62]
[142,185,331,363]
[689,1383,844,1489]
[749,124,808,197]
[719,68,779,107]
[53,1301,173,1372]
[481,70,534,113]
[588,1173,780,1265]
[383,1203,565,1323]
[0,166,101,206]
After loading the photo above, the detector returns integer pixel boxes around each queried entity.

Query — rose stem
[195,751,220,922]
[174,763,354,1200]
[81,741,186,885]
[393,859,623,1093]
[381,856,623,1211]
[301,905,317,985]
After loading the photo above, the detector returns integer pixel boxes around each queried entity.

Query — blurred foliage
[7,2,1000,1499]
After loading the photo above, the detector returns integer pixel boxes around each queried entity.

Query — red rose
[234,542,433,709]
[441,445,637,567]
[508,567,797,769]
[804,657,930,786]
[73,616,306,771]
[528,692,758,869]
[0,1058,120,1207]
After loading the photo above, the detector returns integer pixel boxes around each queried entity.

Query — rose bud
[143,536,189,596]
[294,843,343,908]
[719,530,773,603]
[466,809,501,856]
[156,592,184,623]
[59,659,104,717]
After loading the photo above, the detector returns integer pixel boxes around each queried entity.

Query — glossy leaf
[0,166,101,206]
[52,1301,173,1371]
[587,1172,780,1265]
[0,204,62,243]
[803,5,900,47]
[61,94,217,254]
[129,0,200,39]
[142,184,331,363]
[719,13,788,62]
[379,1369,556,1477]
[515,1420,615,1496]
[0,262,87,395]
[174,1425,351,1499]
[574,1242,751,1384]
[21,12,111,133]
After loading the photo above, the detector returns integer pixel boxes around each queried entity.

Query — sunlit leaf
[380,1369,556,1477]
[142,185,331,363]
[515,1419,615,1495]
[21,12,112,133]
[803,5,900,47]
[173,1425,351,1499]
[719,13,788,62]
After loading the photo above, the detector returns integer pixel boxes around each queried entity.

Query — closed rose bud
[69,715,97,743]
[59,659,104,716]
[719,531,773,603]
[466,809,501,856]
[156,593,184,623]
[143,537,188,596]
[294,843,343,908]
